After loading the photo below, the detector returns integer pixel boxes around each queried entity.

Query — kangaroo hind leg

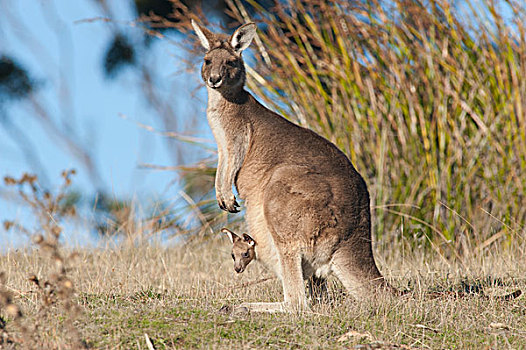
[280,251,309,310]
[330,242,387,299]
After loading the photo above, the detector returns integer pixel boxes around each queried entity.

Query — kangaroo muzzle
[208,74,222,88]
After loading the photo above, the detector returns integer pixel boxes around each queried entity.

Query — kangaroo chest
[206,88,256,199]
[206,105,249,157]
[206,89,228,148]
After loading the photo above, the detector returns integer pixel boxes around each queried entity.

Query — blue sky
[0,0,213,246]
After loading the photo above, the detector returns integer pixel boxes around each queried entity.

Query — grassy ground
[0,237,524,349]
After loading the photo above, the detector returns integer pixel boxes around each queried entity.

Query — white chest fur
[206,88,228,156]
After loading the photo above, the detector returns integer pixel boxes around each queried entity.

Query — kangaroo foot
[234,301,311,314]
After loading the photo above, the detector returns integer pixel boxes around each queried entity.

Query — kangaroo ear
[191,19,213,51]
[230,23,257,53]
[221,228,240,244]
[242,233,256,246]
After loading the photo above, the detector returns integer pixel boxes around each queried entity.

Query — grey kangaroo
[192,20,393,312]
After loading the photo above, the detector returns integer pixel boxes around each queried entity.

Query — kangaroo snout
[208,75,222,88]
[234,265,244,273]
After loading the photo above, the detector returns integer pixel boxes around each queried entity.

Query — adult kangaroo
[192,20,393,312]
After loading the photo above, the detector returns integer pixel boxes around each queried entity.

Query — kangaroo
[192,20,393,312]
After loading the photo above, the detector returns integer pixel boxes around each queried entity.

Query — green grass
[82,291,525,349]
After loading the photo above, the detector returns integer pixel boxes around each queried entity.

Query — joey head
[221,228,256,273]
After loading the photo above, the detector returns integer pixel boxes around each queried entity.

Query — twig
[178,190,215,236]
[119,113,214,146]
[409,324,439,333]
[144,333,155,350]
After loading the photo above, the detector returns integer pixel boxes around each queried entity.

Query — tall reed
[224,0,526,257]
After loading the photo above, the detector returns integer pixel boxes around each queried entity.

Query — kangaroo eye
[204,59,211,65]
[226,60,237,67]
[242,252,249,258]
[231,253,235,260]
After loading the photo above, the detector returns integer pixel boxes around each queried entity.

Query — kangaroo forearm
[215,154,228,191]
[218,129,250,192]
[226,147,246,189]
[217,154,243,193]
[215,146,243,212]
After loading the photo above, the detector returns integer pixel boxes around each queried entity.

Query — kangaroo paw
[216,193,240,213]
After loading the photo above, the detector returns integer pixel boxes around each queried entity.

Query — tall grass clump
[218,0,526,257]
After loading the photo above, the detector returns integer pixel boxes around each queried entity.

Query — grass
[1,238,525,349]
[0,171,524,348]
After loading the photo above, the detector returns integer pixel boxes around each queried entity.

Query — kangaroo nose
[209,75,222,87]
[235,266,243,273]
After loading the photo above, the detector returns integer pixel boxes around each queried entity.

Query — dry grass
[0,235,525,349]
[0,171,524,348]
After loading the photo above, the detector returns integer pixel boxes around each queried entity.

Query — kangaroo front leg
[214,124,251,213]
[215,151,240,213]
